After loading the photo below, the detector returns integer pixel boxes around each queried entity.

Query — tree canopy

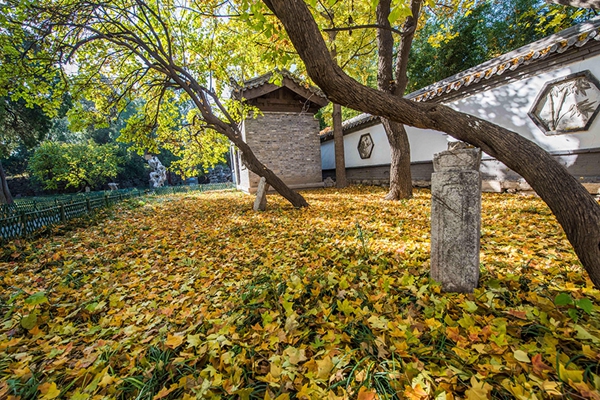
[407,0,596,92]
[28,140,122,190]
[0,0,310,206]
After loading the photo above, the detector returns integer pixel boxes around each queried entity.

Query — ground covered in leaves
[1,186,599,399]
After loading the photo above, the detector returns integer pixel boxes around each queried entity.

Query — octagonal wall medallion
[529,70,600,135]
[358,133,374,159]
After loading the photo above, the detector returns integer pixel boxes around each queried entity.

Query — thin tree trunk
[376,0,422,200]
[332,103,347,188]
[328,30,347,188]
[0,160,14,205]
[264,0,600,287]
[382,120,412,199]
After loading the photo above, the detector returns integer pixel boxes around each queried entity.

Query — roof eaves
[407,17,600,103]
[238,70,328,100]
[339,17,600,133]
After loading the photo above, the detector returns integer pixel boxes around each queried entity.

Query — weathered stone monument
[430,144,482,293]
[253,177,269,211]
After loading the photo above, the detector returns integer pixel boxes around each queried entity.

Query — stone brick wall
[239,112,323,192]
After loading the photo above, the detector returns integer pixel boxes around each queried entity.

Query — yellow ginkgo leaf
[513,350,531,363]
[187,334,202,348]
[316,356,334,380]
[38,382,61,400]
[465,376,492,400]
[165,333,185,349]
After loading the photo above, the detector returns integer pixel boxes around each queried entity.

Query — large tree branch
[169,71,308,207]
[265,0,600,286]
[546,0,600,8]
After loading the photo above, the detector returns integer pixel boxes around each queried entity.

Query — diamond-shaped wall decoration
[529,70,600,135]
[358,133,374,159]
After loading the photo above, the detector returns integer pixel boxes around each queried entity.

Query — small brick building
[232,71,328,193]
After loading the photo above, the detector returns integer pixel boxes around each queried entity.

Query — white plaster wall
[344,124,391,167]
[324,124,449,169]
[449,56,600,156]
[321,140,336,169]
[406,127,450,163]
[237,120,251,192]
[322,53,600,169]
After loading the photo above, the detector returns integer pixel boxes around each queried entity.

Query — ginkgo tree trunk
[263,0,600,288]
[0,161,13,204]
[316,0,429,200]
[376,0,422,200]
[4,0,308,208]
[328,30,348,189]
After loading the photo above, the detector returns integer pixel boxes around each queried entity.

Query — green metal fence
[0,183,234,242]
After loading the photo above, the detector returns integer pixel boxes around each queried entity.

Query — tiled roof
[237,69,328,99]
[343,113,379,131]
[320,114,379,141]
[408,16,600,103]
[331,16,600,137]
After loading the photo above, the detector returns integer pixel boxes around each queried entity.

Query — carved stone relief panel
[529,71,600,135]
[358,133,374,159]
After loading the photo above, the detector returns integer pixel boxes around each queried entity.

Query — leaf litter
[1,186,599,399]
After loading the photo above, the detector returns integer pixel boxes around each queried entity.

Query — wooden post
[105,195,109,207]
[20,211,27,236]
[86,198,91,212]
[60,205,66,222]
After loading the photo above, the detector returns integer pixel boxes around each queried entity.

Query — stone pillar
[430,146,482,293]
[253,177,269,211]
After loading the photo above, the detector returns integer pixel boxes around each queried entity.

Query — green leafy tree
[407,0,596,91]
[0,0,308,207]
[306,0,473,200]
[0,97,54,203]
[0,22,73,203]
[313,0,592,200]
[28,141,123,191]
